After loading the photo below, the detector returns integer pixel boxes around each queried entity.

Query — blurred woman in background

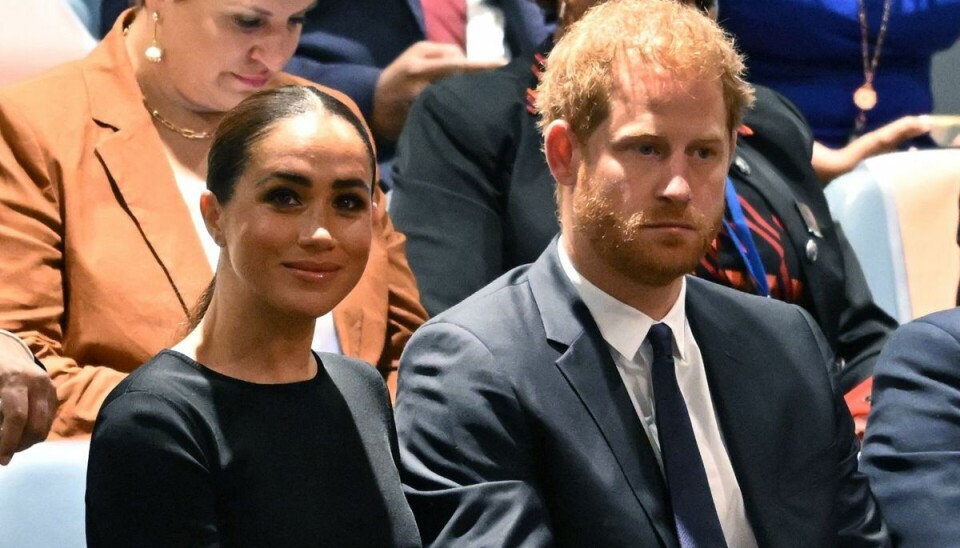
[717,0,960,180]
[0,0,427,439]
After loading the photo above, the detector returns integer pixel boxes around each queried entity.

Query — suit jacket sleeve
[395,321,554,546]
[860,314,960,547]
[0,100,127,436]
[389,75,517,315]
[796,309,890,547]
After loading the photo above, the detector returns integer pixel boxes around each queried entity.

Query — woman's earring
[144,11,164,63]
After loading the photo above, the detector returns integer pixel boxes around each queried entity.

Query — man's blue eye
[637,145,656,155]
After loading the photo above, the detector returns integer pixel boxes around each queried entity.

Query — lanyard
[722,178,770,297]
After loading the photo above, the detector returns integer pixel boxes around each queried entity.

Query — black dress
[86,350,421,547]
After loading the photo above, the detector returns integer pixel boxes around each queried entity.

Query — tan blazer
[0,15,427,439]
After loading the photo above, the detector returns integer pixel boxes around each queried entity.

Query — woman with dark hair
[85,85,420,547]
[0,0,427,440]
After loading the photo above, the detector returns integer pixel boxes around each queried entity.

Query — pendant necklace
[143,97,213,140]
[853,0,893,135]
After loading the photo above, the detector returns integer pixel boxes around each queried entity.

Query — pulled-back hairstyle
[536,0,754,142]
[207,85,376,205]
[186,85,376,330]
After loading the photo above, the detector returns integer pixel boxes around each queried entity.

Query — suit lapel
[529,242,674,546]
[405,0,427,36]
[83,18,212,315]
[685,279,779,542]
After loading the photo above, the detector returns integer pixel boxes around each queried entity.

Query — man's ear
[727,129,738,168]
[199,191,225,247]
[544,120,580,188]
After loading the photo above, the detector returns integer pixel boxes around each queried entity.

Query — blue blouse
[718,0,960,147]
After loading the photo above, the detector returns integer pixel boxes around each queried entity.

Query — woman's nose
[251,30,299,73]
[299,223,335,249]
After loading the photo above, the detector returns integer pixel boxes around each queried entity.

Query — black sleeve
[832,225,898,393]
[389,73,519,316]
[86,391,220,548]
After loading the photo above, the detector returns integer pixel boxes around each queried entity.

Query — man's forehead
[610,57,716,106]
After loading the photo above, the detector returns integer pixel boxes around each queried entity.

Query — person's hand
[371,41,505,142]
[812,115,933,184]
[0,331,57,465]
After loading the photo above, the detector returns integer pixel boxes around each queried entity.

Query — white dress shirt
[557,237,758,548]
[466,0,509,61]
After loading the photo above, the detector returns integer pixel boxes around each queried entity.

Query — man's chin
[601,239,709,286]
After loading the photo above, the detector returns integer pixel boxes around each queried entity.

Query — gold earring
[145,11,163,63]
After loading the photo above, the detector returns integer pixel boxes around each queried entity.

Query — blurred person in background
[717,0,960,181]
[100,0,541,187]
[0,0,427,440]
[0,329,57,465]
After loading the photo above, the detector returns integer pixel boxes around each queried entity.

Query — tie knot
[648,323,674,361]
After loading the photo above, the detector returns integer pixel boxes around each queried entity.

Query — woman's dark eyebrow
[256,171,311,188]
[333,179,372,193]
[255,174,371,193]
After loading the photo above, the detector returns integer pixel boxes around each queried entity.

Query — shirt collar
[557,236,688,361]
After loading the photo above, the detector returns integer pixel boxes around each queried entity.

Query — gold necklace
[853,0,893,133]
[142,98,213,140]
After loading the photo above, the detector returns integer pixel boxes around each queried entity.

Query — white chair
[825,149,960,323]
[0,440,90,548]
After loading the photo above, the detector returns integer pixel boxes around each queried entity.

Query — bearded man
[394,1,888,546]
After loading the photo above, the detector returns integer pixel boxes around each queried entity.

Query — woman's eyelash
[234,15,263,29]
[264,188,301,206]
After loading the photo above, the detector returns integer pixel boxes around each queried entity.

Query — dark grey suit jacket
[396,242,888,547]
[861,308,960,547]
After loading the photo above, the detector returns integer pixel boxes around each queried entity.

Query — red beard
[570,182,722,287]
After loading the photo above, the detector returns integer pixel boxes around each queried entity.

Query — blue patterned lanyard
[721,178,770,297]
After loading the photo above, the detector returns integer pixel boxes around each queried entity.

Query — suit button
[734,155,751,175]
[805,239,819,262]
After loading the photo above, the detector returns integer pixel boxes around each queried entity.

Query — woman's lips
[283,261,341,283]
[233,73,270,88]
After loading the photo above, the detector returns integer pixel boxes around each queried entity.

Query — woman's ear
[199,191,225,247]
[544,119,580,188]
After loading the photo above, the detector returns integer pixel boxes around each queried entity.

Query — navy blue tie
[648,323,728,548]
